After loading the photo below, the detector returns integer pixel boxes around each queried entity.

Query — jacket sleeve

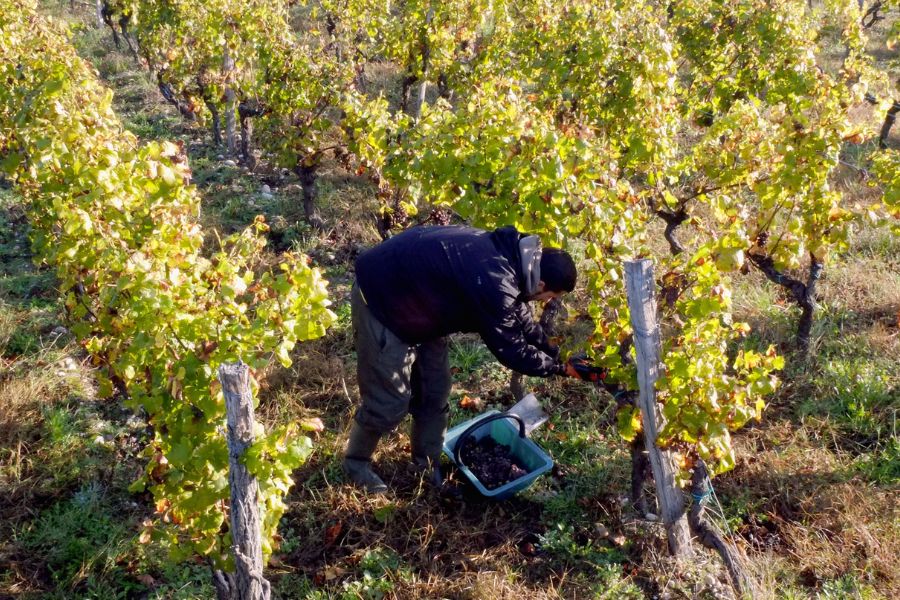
[516,301,560,359]
[479,300,565,377]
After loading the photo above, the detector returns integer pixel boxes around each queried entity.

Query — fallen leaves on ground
[300,417,325,432]
[459,395,483,411]
[324,521,343,547]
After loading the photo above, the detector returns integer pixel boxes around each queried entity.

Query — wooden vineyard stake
[213,362,272,600]
[624,260,693,558]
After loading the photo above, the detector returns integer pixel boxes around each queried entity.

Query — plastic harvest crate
[442,410,554,500]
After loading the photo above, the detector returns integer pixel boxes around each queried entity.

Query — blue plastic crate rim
[443,410,554,499]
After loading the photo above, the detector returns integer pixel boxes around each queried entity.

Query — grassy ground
[1,4,898,599]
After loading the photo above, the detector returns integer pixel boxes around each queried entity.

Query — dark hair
[540,248,577,293]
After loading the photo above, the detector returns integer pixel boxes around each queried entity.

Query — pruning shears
[564,353,608,383]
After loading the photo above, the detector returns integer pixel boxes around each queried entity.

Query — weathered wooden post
[223,45,238,158]
[213,362,271,600]
[624,259,692,557]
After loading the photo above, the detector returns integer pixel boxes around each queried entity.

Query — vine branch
[747,250,823,352]
[864,92,900,148]
[648,196,689,255]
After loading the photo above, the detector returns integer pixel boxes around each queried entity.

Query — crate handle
[453,413,526,469]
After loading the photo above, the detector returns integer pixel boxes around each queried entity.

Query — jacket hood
[491,226,542,296]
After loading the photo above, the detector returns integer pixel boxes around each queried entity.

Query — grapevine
[5,0,898,571]
[338,0,896,478]
[0,0,335,566]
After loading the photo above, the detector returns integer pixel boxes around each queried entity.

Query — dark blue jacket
[355,225,564,377]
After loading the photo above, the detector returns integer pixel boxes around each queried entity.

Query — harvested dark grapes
[459,436,531,489]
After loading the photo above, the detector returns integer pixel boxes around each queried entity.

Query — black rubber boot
[342,422,388,494]
[411,414,450,491]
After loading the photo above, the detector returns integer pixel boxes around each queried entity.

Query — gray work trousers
[351,283,451,434]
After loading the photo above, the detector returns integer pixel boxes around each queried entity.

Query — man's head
[529,247,577,302]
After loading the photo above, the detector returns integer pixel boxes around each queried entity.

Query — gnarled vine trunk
[297,163,323,229]
[158,79,196,121]
[202,95,223,147]
[748,252,823,354]
[688,461,751,598]
[237,101,264,168]
[877,99,899,149]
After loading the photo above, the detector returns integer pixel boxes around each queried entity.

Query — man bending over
[345,225,580,493]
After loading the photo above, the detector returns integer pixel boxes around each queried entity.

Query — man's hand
[563,361,581,378]
[564,354,607,382]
